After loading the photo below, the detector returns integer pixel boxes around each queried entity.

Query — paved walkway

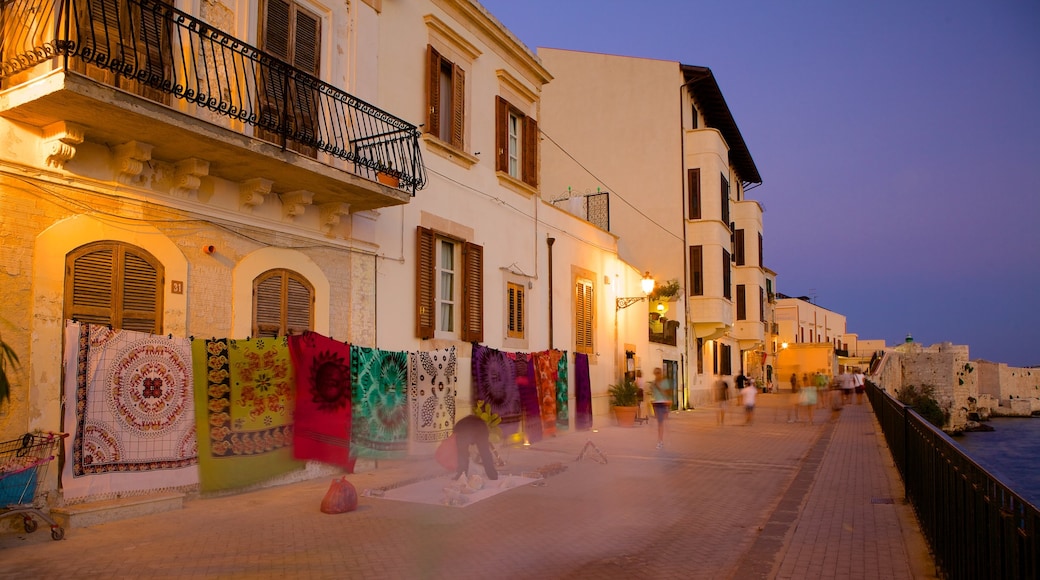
[0,394,937,579]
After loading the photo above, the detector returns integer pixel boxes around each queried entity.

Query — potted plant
[608,377,641,427]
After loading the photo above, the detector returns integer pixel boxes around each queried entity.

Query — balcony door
[72,0,172,105]
[256,0,320,158]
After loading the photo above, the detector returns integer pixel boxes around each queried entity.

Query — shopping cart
[0,432,68,540]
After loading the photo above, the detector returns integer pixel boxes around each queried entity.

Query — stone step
[51,492,185,529]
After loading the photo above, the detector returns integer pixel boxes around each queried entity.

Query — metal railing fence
[867,381,1040,579]
[0,0,426,192]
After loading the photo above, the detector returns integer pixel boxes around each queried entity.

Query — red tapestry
[288,332,353,469]
[533,351,560,438]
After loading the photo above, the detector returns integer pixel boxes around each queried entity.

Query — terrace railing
[0,0,426,193]
[867,382,1040,579]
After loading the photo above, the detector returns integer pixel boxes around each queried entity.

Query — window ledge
[423,135,479,168]
[495,171,538,197]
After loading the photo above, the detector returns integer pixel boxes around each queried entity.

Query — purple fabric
[574,353,593,431]
[472,344,522,435]
[517,355,542,443]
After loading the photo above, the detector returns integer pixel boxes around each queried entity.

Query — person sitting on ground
[452,415,498,481]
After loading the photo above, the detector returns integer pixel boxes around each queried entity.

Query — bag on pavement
[320,476,358,514]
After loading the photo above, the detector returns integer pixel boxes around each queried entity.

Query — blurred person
[650,367,673,449]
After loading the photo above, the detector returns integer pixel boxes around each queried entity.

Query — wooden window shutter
[522,115,538,187]
[426,45,441,137]
[461,241,483,343]
[735,229,745,266]
[285,275,314,335]
[66,242,163,333]
[736,284,746,321]
[495,96,508,172]
[575,279,593,354]
[722,249,732,300]
[451,64,465,148]
[721,175,730,223]
[415,226,436,339]
[264,0,292,61]
[759,286,765,322]
[507,282,524,339]
[689,245,703,296]
[688,168,701,219]
[253,269,313,338]
[758,232,764,268]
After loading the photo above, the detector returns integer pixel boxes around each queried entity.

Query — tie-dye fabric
[350,346,409,458]
[555,351,569,430]
[61,321,198,501]
[288,332,352,468]
[574,352,593,430]
[472,344,522,435]
[533,351,559,438]
[514,353,542,443]
[408,347,458,443]
[192,336,302,493]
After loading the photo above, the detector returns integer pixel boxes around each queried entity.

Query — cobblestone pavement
[0,394,937,579]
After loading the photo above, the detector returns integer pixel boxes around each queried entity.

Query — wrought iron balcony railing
[0,0,427,193]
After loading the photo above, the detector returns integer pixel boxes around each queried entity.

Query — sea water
[951,417,1040,508]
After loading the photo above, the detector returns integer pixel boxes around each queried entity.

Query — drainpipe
[547,236,556,350]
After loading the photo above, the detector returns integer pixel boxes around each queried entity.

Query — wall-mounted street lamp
[616,271,656,310]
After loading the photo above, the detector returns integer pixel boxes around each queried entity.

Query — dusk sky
[479,0,1040,367]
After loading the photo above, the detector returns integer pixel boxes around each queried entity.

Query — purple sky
[479,0,1040,367]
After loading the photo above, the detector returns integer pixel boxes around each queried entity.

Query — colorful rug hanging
[513,353,542,443]
[288,332,352,469]
[533,351,559,438]
[61,321,198,501]
[574,352,593,431]
[408,347,458,443]
[192,336,303,493]
[472,344,521,436]
[555,350,569,430]
[350,346,409,459]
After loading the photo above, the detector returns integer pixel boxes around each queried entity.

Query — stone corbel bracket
[42,121,85,169]
[280,190,314,221]
[319,202,350,237]
[112,141,154,186]
[239,177,272,212]
[170,158,210,199]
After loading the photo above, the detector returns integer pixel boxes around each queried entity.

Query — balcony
[688,295,731,340]
[0,0,426,213]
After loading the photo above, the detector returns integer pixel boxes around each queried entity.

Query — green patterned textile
[350,346,409,458]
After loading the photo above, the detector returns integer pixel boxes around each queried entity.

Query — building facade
[0,0,650,502]
[538,49,768,406]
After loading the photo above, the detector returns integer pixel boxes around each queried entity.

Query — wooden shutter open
[451,64,465,148]
[495,96,508,173]
[460,241,483,343]
[415,226,435,339]
[426,45,441,137]
[522,116,538,187]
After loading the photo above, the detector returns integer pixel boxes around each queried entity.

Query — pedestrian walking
[853,368,866,404]
[716,378,730,425]
[650,367,673,449]
[741,380,756,425]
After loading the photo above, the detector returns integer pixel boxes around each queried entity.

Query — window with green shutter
[65,242,164,333]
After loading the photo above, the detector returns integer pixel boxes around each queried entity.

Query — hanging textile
[61,321,198,501]
[350,346,409,459]
[555,350,569,430]
[192,336,302,493]
[471,344,522,436]
[408,347,458,443]
[288,332,352,469]
[574,352,593,431]
[513,352,542,443]
[532,351,559,438]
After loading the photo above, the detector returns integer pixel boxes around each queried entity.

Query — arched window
[253,269,314,338]
[64,242,164,333]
